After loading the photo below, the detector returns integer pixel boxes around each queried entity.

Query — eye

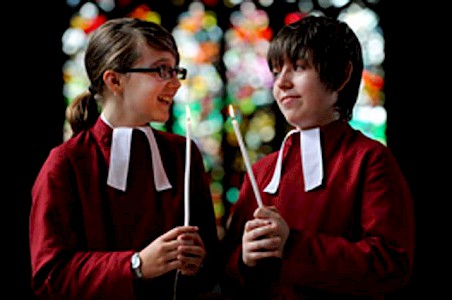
[157,65,170,73]
[294,59,308,71]
[272,68,281,77]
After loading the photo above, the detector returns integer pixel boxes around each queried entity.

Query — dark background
[5,1,447,298]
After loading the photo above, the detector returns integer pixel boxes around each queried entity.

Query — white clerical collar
[264,127,323,193]
[101,114,172,192]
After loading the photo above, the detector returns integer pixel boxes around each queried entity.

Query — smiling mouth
[158,96,172,105]
[280,97,294,105]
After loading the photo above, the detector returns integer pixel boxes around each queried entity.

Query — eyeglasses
[117,65,187,80]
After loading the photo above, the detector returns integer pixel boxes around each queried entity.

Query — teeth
[159,96,172,103]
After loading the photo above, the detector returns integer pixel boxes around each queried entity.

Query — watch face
[132,253,141,269]
[131,253,143,278]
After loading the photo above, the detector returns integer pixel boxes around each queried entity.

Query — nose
[275,69,293,89]
[167,76,182,88]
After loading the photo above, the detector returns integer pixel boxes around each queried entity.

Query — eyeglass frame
[116,65,187,80]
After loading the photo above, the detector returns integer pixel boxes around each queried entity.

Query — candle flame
[228,105,236,119]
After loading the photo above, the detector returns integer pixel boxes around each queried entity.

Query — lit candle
[184,105,191,226]
[228,105,263,208]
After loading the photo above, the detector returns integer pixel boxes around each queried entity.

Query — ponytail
[65,90,100,136]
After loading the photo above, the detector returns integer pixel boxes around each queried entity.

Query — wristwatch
[131,252,143,279]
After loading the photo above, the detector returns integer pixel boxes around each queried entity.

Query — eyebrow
[141,57,176,67]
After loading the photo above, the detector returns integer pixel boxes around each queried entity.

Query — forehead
[135,44,177,66]
[271,52,311,68]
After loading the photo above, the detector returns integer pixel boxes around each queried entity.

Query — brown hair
[66,17,179,135]
[267,15,363,121]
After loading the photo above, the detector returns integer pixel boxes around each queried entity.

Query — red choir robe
[222,120,415,299]
[29,117,221,300]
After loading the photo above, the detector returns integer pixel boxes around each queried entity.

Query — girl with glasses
[29,17,221,300]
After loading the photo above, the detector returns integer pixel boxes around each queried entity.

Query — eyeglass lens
[159,66,186,80]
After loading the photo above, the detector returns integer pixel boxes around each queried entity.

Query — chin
[153,118,168,124]
[154,113,170,123]
[284,115,299,126]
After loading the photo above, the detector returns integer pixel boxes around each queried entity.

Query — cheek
[272,86,279,100]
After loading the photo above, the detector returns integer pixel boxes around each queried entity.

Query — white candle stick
[184,105,191,226]
[228,105,263,208]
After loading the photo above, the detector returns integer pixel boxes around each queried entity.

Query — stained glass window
[62,0,384,233]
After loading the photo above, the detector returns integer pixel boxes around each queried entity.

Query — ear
[337,61,353,92]
[103,69,124,94]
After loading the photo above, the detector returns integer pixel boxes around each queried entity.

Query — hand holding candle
[184,105,191,226]
[228,105,263,208]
